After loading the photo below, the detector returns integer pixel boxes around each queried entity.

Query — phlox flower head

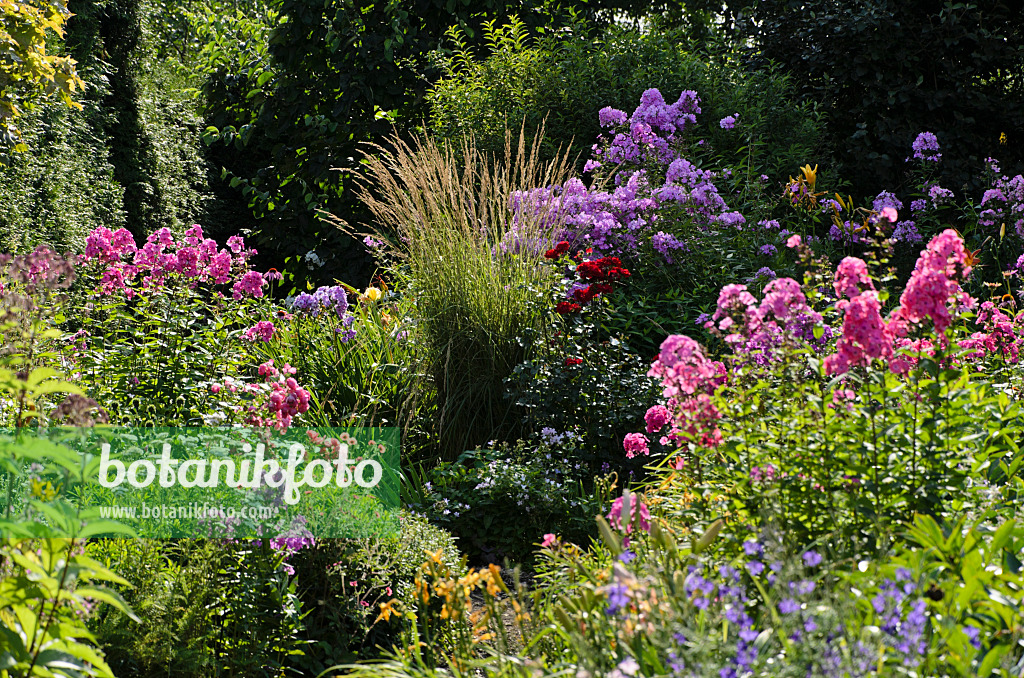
[719,114,738,130]
[607,496,651,536]
[834,257,874,300]
[912,131,941,162]
[623,432,650,458]
[898,229,972,332]
[644,405,671,434]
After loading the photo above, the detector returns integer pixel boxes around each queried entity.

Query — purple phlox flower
[912,131,941,162]
[802,550,823,567]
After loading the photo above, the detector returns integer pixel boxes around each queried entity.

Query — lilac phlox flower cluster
[660,158,743,230]
[829,220,865,245]
[758,219,781,230]
[269,517,315,576]
[891,221,923,244]
[978,158,1024,237]
[291,285,358,341]
[651,231,689,263]
[605,582,631,615]
[745,267,776,284]
[928,184,954,207]
[873,191,903,215]
[627,88,701,136]
[336,313,357,343]
[291,285,348,318]
[719,114,738,130]
[910,199,928,213]
[912,132,941,162]
[517,90,747,261]
[759,244,777,256]
[513,175,659,256]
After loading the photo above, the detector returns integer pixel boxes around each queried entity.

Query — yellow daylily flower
[800,164,818,190]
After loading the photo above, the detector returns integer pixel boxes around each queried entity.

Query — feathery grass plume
[353,126,575,460]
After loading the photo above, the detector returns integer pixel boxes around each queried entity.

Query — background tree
[738,0,1024,198]
[0,0,83,154]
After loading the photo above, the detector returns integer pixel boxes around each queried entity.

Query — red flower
[555,301,582,314]
[576,256,630,282]
[565,358,583,366]
[544,241,571,260]
[577,260,604,281]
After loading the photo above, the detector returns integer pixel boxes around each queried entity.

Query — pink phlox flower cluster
[890,337,937,375]
[898,229,972,333]
[669,394,723,448]
[644,405,671,434]
[220,360,310,431]
[243,320,275,342]
[622,432,650,458]
[750,464,776,484]
[707,284,760,346]
[830,388,857,412]
[824,291,894,375]
[641,335,726,452]
[81,224,261,296]
[706,278,826,366]
[607,496,651,535]
[834,257,875,301]
[959,301,1021,363]
[648,334,722,397]
[84,227,138,264]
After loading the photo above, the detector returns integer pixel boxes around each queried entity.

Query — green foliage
[0,0,84,153]
[71,267,275,427]
[252,287,424,431]
[1,250,137,678]
[407,443,609,566]
[285,511,463,673]
[511,323,660,475]
[0,101,125,253]
[743,0,1024,198]
[87,539,307,678]
[0,537,136,678]
[428,19,825,181]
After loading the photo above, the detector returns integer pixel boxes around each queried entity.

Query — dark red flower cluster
[555,301,582,314]
[564,357,583,366]
[544,241,572,260]
[572,282,614,304]
[576,257,631,282]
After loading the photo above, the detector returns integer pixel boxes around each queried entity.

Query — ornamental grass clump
[355,129,575,460]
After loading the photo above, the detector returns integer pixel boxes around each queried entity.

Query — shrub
[428,19,825,183]
[744,0,1024,199]
[87,539,307,678]
[285,510,464,673]
[405,442,611,566]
